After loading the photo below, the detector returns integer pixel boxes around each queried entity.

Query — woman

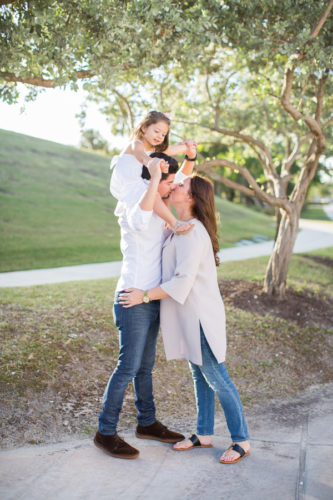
[119,175,250,464]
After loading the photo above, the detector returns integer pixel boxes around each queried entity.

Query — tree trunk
[274,207,282,242]
[264,207,299,297]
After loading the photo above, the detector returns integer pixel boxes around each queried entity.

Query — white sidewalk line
[0,220,332,288]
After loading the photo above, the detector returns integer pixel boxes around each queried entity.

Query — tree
[196,0,333,297]
[80,128,109,153]
[1,0,332,297]
[142,1,333,297]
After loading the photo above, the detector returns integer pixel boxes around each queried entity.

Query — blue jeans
[189,327,250,442]
[98,292,160,435]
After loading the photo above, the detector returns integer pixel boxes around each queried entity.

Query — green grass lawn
[0,129,276,272]
[301,203,330,220]
[215,197,275,247]
[219,246,333,293]
[0,130,120,271]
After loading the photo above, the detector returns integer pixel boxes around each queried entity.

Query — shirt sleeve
[160,225,207,304]
[110,155,148,205]
[174,169,188,184]
[126,202,153,231]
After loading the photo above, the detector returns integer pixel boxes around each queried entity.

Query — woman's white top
[160,219,226,365]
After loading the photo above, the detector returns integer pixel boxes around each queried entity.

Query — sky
[0,83,126,149]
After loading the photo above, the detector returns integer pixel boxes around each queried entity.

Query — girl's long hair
[190,175,220,266]
[132,111,170,152]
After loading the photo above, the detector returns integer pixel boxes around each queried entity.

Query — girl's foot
[219,441,250,464]
[171,220,193,235]
[173,434,213,450]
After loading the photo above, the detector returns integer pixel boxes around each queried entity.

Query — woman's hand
[118,288,144,308]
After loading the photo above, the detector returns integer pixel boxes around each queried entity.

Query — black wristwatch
[185,154,197,161]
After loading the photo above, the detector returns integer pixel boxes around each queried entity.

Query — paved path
[323,203,333,221]
[1,384,332,500]
[1,219,332,288]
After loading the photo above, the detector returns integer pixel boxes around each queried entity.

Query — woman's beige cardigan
[160,219,226,365]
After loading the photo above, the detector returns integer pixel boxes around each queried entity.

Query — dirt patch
[219,278,333,329]
[298,253,333,269]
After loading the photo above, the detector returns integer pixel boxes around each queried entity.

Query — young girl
[110,110,197,233]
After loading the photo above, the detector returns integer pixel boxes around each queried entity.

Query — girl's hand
[147,158,163,181]
[184,139,197,158]
[118,288,144,308]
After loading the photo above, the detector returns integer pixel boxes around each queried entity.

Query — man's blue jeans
[189,326,250,442]
[98,293,160,435]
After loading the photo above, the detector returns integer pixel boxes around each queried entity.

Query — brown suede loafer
[136,420,185,443]
[94,431,139,459]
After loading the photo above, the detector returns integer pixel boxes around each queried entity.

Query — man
[94,147,196,459]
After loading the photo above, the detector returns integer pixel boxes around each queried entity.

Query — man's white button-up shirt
[110,153,187,292]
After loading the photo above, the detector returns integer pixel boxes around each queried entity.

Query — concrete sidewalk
[0,384,332,500]
[1,219,332,288]
[323,203,333,221]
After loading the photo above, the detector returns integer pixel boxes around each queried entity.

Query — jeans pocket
[113,291,125,328]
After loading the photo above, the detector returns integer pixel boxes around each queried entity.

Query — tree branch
[282,0,332,125]
[1,71,95,88]
[204,168,257,199]
[315,70,329,123]
[298,116,333,147]
[280,63,303,121]
[282,136,300,174]
[176,118,278,179]
[281,65,326,152]
[197,159,291,213]
[297,73,309,111]
[205,70,213,106]
[308,0,333,42]
[111,88,134,129]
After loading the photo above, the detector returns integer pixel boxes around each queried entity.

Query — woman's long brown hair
[190,175,220,266]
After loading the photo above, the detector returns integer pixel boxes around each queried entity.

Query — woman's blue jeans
[189,327,250,442]
[98,293,160,435]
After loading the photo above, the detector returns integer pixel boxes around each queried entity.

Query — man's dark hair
[141,152,179,181]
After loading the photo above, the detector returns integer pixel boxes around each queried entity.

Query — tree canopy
[1,0,332,296]
[1,1,332,100]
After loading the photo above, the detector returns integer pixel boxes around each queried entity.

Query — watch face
[143,295,149,303]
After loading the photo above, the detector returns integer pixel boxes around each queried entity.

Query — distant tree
[80,129,109,153]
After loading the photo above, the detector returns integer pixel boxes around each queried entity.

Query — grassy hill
[0,129,275,272]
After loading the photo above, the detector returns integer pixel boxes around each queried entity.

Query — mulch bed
[219,278,333,329]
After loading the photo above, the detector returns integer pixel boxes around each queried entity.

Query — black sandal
[219,443,250,464]
[173,434,213,451]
